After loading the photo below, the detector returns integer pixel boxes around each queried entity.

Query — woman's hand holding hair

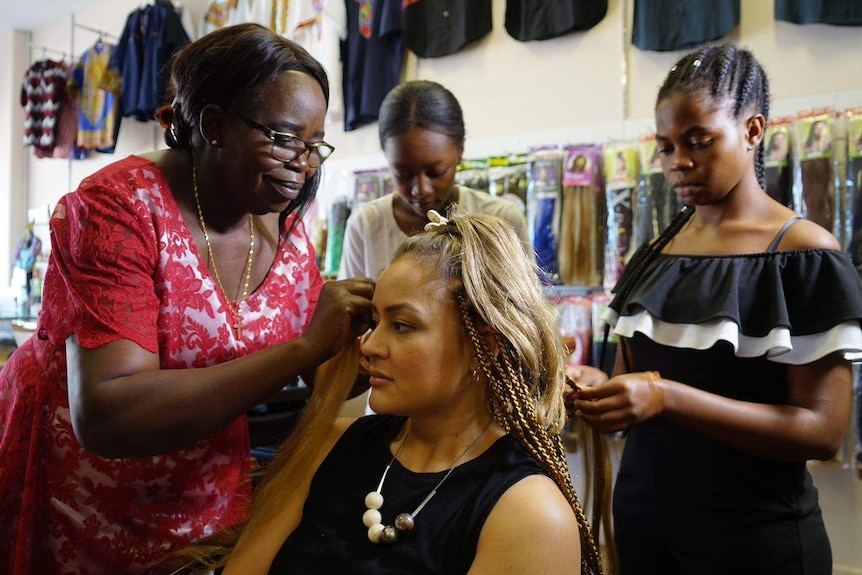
[573,371,666,433]
[301,278,374,363]
[563,365,608,419]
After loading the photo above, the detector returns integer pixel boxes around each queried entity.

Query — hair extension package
[322,196,351,277]
[558,144,604,287]
[602,143,639,290]
[763,117,794,208]
[846,107,862,269]
[489,153,529,211]
[526,146,563,283]
[793,109,841,237]
[551,293,594,368]
[636,134,678,246]
[455,158,490,194]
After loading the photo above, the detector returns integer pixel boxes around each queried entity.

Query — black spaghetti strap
[766,216,803,252]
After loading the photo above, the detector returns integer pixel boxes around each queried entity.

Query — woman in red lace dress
[0,24,373,575]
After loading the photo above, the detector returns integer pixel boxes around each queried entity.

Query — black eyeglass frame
[223,107,335,168]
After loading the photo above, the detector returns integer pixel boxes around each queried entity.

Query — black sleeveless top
[605,219,862,569]
[268,415,547,575]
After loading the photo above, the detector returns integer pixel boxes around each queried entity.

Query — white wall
[0,29,29,289]
[7,0,862,259]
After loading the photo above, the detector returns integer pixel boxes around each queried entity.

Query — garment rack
[72,22,118,41]
[26,42,74,62]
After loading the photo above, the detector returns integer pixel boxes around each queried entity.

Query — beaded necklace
[192,163,255,338]
[363,420,493,544]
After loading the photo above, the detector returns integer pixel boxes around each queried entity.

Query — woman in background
[337,80,530,281]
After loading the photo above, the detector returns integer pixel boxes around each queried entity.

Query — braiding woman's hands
[572,371,666,433]
[302,279,375,363]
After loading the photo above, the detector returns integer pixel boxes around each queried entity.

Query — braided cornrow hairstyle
[656,44,771,189]
[392,209,604,574]
[607,45,772,370]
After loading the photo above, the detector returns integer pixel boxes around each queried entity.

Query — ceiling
[0,0,107,33]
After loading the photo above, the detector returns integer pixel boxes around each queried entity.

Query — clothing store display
[606,228,862,572]
[287,0,347,126]
[269,415,546,574]
[0,156,323,574]
[775,0,862,25]
[20,59,69,151]
[558,144,603,287]
[342,0,403,131]
[71,40,119,150]
[28,62,78,160]
[763,118,794,208]
[631,0,740,52]
[527,147,563,282]
[109,1,190,121]
[402,0,492,58]
[602,145,638,290]
[505,0,607,41]
[337,187,529,280]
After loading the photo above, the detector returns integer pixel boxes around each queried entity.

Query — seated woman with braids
[573,44,862,574]
[179,210,606,575]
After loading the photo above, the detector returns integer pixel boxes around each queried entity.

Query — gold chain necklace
[192,162,255,338]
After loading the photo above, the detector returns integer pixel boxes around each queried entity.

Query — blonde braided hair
[393,209,605,575]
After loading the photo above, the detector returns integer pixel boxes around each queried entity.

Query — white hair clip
[424,209,450,231]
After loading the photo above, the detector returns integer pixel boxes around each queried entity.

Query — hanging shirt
[71,42,119,150]
[342,0,403,131]
[631,0,740,52]
[775,0,862,25]
[505,0,608,42]
[110,1,190,121]
[20,59,69,150]
[402,0,492,58]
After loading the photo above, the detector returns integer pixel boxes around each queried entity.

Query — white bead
[365,491,384,510]
[368,523,384,543]
[363,508,382,528]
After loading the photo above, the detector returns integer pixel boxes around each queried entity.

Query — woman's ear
[198,104,228,147]
[746,113,766,149]
[478,325,499,359]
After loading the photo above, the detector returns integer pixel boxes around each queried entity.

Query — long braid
[458,294,605,575]
[755,73,771,189]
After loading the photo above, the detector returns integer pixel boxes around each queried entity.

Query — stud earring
[211,139,219,147]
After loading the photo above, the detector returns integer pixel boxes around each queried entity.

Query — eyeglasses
[224,107,335,168]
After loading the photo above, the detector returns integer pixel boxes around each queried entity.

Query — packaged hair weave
[558,144,604,286]
[551,294,594,368]
[635,135,678,246]
[352,168,383,209]
[602,144,639,290]
[763,117,794,208]
[455,158,490,194]
[489,153,529,211]
[846,108,862,268]
[526,147,563,282]
[322,196,352,277]
[793,110,840,236]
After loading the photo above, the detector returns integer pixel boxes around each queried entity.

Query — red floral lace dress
[0,156,323,574]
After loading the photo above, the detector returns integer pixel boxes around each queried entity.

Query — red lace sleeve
[42,166,161,352]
